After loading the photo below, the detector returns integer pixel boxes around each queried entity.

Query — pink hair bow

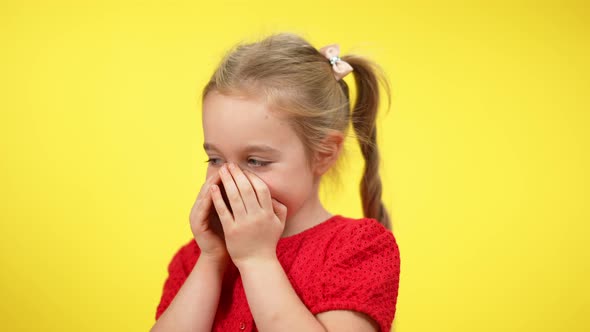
[318,44,353,81]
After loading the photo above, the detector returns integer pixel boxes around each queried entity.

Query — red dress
[156,214,401,332]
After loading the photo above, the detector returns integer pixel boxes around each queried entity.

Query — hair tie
[318,44,353,81]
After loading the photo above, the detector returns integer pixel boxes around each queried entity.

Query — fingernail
[228,163,235,170]
[220,165,228,174]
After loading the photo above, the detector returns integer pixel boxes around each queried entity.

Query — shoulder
[310,216,400,332]
[327,215,393,235]
[310,215,400,288]
[326,215,399,259]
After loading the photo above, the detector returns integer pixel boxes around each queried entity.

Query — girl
[151,32,400,332]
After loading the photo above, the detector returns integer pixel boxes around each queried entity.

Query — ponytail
[341,54,392,230]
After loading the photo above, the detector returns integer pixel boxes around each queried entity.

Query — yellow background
[1,1,588,331]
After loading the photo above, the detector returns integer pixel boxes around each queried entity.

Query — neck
[280,179,333,238]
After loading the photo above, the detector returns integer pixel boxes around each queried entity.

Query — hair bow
[318,44,353,81]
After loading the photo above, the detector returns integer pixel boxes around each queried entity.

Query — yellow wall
[1,1,588,331]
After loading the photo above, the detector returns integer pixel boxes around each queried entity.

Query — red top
[155,214,401,332]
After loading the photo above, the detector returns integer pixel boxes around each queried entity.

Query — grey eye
[205,158,222,165]
[248,159,269,167]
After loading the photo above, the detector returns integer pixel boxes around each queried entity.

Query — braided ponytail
[341,54,392,230]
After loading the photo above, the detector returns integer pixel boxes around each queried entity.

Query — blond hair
[202,32,392,230]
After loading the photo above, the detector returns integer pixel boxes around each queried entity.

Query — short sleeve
[310,218,401,332]
[155,240,199,320]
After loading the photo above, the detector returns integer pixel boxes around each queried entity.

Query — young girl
[151,32,400,332]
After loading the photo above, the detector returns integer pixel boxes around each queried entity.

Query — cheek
[252,173,276,196]
[256,173,310,214]
[254,174,287,203]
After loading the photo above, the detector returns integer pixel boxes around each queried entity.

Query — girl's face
[202,90,318,221]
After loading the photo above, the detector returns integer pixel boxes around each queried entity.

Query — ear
[312,131,344,176]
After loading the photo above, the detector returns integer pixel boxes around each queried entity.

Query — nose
[222,161,235,168]
[218,161,244,171]
[228,161,254,169]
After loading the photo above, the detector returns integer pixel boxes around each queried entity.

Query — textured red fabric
[155,214,401,332]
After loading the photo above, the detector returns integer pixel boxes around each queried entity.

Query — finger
[191,172,221,220]
[194,186,210,213]
[210,184,234,229]
[191,179,210,219]
[195,172,221,206]
[228,164,261,213]
[242,169,273,211]
[198,188,218,222]
[190,173,225,235]
[206,171,222,185]
[190,194,211,235]
[271,198,288,224]
[218,164,246,218]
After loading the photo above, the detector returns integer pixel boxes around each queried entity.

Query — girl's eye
[205,158,222,166]
[205,158,269,167]
[248,158,270,167]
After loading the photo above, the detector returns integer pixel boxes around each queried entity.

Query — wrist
[198,252,231,273]
[233,253,279,273]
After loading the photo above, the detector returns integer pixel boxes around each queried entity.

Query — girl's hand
[189,172,230,264]
[210,163,287,268]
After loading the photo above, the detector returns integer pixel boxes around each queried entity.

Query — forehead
[201,91,296,151]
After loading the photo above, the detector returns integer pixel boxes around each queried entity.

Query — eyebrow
[203,142,281,155]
